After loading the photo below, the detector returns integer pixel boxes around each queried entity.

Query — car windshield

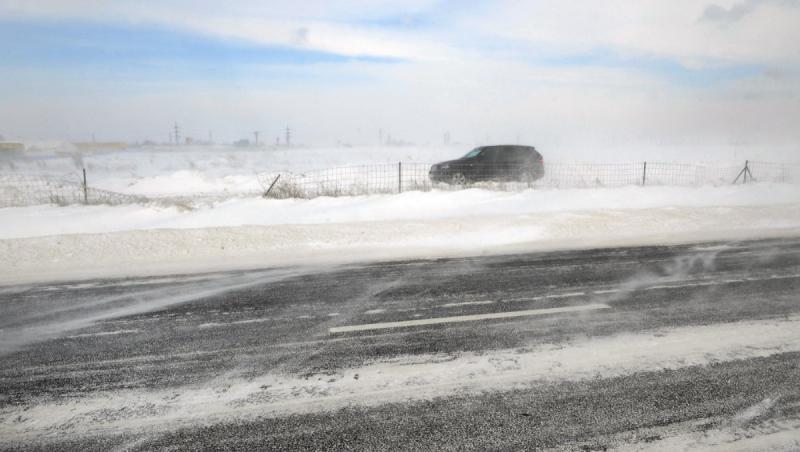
[463,148,482,158]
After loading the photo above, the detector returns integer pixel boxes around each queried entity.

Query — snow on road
[2,315,798,442]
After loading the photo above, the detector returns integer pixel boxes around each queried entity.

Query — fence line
[2,160,798,207]
[0,172,146,208]
[257,160,800,199]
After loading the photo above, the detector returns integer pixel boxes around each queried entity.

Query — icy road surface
[1,238,800,450]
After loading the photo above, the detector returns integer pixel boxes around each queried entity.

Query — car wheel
[522,169,536,184]
[451,172,467,185]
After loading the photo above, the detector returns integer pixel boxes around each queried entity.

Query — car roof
[479,145,538,152]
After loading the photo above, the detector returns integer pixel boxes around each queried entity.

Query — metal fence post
[82,168,88,204]
[398,162,402,193]
[733,160,749,185]
[744,160,750,184]
[264,174,281,198]
[642,161,647,186]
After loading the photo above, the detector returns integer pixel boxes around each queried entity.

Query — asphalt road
[1,238,800,450]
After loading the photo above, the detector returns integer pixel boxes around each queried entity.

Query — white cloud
[4,0,799,65]
[0,0,456,60]
[465,0,800,66]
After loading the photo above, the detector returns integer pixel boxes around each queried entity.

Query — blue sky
[0,20,400,87]
[0,0,798,145]
[0,14,762,88]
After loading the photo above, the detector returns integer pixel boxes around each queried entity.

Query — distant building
[0,142,25,151]
[72,142,128,151]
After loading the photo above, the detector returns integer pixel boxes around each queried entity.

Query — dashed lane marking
[329,303,611,334]
[66,329,139,339]
[546,292,586,299]
[440,300,495,308]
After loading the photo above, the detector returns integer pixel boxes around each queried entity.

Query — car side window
[478,148,496,162]
[496,148,520,163]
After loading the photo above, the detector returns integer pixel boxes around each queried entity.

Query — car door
[494,146,521,180]
[475,147,499,180]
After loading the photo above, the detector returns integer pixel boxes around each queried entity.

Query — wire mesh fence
[258,160,800,199]
[0,173,146,208]
[1,160,798,207]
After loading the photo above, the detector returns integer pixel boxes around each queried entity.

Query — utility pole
[173,122,181,146]
[285,126,291,147]
[253,131,259,146]
[208,130,213,144]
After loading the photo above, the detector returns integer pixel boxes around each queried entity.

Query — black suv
[429,145,545,184]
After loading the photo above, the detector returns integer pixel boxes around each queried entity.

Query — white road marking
[198,317,273,328]
[440,300,495,308]
[502,296,543,303]
[231,317,272,325]
[329,303,611,333]
[594,289,621,294]
[769,273,800,280]
[66,329,139,339]
[546,292,586,299]
[502,292,585,303]
[642,273,800,292]
[646,282,717,291]
[364,309,387,315]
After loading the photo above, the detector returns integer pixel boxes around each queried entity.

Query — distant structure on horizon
[0,142,25,152]
[73,142,128,151]
[172,122,181,145]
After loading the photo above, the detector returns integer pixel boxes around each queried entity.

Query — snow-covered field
[2,144,800,284]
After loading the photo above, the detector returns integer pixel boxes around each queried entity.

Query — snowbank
[2,202,800,285]
[2,184,799,239]
[2,182,800,284]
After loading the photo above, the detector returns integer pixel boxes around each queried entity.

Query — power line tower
[285,126,291,147]
[173,122,181,146]
[253,131,259,146]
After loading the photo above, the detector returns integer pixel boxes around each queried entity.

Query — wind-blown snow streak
[1,316,798,442]
[0,268,310,355]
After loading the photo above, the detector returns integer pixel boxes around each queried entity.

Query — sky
[0,0,799,150]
